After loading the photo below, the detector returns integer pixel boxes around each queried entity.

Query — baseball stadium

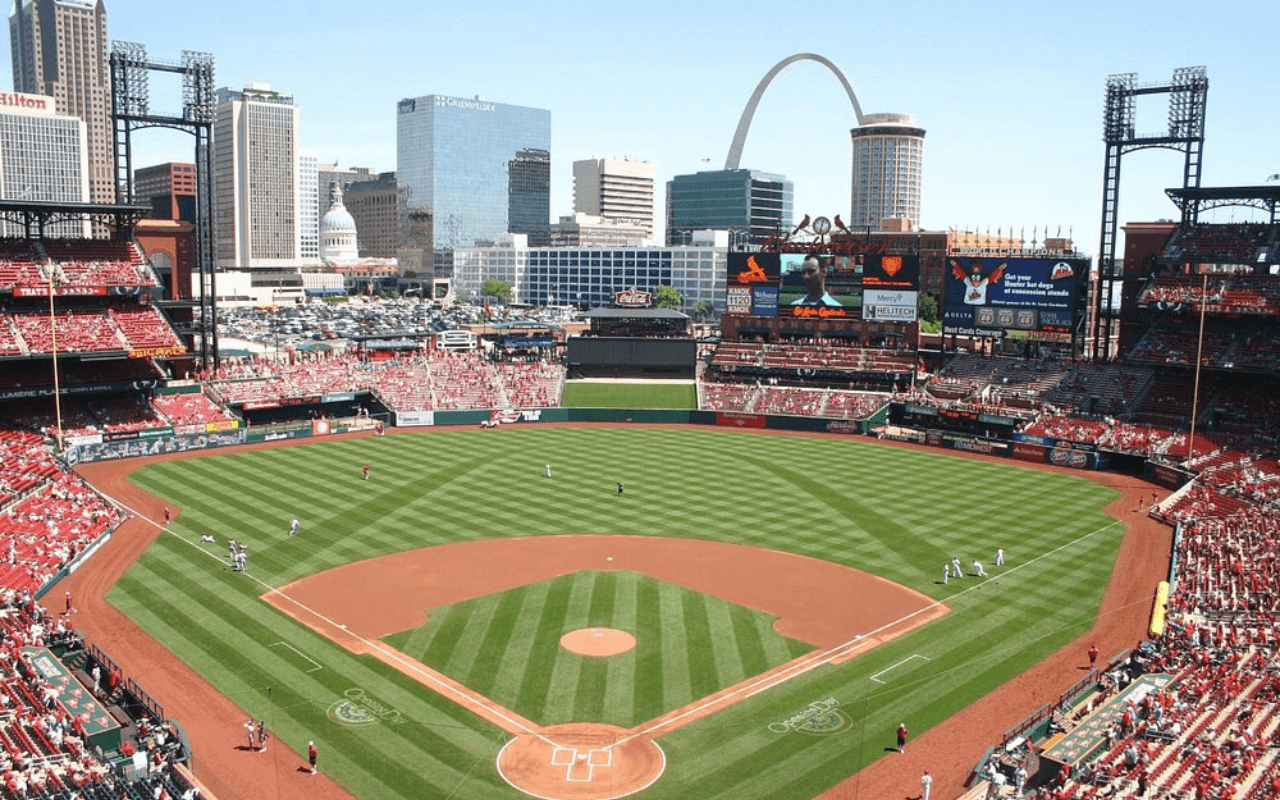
[1,66,1279,800]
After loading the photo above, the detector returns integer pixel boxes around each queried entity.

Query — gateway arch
[724,53,865,170]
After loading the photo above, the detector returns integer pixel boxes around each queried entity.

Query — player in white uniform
[973,560,987,577]
[545,464,552,478]
[290,517,300,536]
[995,547,1004,566]
[951,556,963,578]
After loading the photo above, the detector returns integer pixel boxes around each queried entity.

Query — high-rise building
[134,162,196,221]
[573,157,656,239]
[298,150,318,262]
[665,168,792,247]
[213,83,302,268]
[396,94,551,256]
[849,112,925,231]
[9,0,113,207]
[344,172,406,259]
[0,89,88,236]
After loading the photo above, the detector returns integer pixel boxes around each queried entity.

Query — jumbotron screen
[726,252,919,320]
[942,257,1088,341]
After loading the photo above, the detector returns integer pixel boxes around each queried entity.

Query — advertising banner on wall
[395,410,435,427]
[863,289,919,322]
[725,253,782,317]
[862,254,920,290]
[942,257,1087,340]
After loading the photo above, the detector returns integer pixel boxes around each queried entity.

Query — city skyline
[4,0,1277,254]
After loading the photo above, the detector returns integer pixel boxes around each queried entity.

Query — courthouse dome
[320,182,359,264]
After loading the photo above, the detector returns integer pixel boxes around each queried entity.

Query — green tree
[918,293,939,323]
[481,279,512,303]
[654,285,682,309]
[692,300,713,318]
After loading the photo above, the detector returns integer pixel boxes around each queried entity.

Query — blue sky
[6,0,1277,252]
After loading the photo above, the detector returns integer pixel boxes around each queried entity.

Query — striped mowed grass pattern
[113,426,1122,800]
[560,381,697,408]
[384,571,811,728]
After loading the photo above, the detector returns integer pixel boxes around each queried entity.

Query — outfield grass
[113,427,1122,800]
[560,381,696,408]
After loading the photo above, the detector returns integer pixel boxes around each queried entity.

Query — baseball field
[105,425,1125,800]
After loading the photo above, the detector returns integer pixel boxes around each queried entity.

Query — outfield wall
[58,402,1158,481]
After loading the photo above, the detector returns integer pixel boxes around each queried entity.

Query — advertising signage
[864,289,918,322]
[942,257,1087,340]
[862,254,920,290]
[725,253,782,317]
[727,251,920,321]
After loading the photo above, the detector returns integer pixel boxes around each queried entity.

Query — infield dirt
[63,425,1171,800]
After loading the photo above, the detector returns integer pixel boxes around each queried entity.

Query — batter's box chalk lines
[551,746,612,782]
[268,641,323,673]
[869,653,931,684]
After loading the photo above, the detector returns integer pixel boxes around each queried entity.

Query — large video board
[726,252,918,320]
[778,253,862,318]
[942,257,1087,341]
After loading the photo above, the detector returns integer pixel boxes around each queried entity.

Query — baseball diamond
[62,424,1162,800]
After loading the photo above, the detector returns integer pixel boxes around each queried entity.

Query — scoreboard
[942,257,1088,342]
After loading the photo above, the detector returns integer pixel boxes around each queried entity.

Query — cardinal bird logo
[882,256,903,277]
[736,254,771,283]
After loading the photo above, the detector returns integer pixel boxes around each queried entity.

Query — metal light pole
[48,268,64,452]
[1185,273,1208,467]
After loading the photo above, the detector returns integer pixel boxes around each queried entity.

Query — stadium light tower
[47,270,64,452]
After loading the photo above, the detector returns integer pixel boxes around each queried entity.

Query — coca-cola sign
[614,288,652,307]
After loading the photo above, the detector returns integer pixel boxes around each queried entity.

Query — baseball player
[995,547,1005,566]
[545,464,552,478]
[362,463,370,480]
[951,556,963,578]
[973,560,987,577]
[943,564,949,585]
[290,517,300,536]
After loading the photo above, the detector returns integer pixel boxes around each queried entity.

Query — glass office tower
[396,95,551,255]
[665,168,792,247]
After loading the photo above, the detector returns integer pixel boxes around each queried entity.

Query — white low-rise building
[453,233,726,311]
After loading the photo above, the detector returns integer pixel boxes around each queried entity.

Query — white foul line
[104,494,1123,757]
[267,640,323,673]
[101,499,562,751]
[869,653,931,684]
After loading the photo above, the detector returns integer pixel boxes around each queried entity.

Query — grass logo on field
[767,697,852,736]
[328,688,406,726]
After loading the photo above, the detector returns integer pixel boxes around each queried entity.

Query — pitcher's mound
[497,723,664,800]
[560,628,636,657]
